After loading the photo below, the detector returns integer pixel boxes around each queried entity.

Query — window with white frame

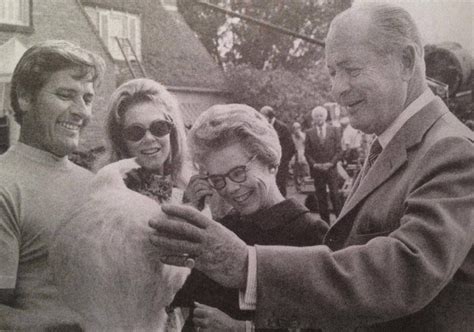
[85,6,141,61]
[161,0,178,11]
[0,0,30,26]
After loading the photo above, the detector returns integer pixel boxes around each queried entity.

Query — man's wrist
[245,320,255,332]
[237,244,249,289]
[239,246,257,310]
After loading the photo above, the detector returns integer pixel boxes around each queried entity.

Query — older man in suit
[305,105,342,223]
[151,3,473,331]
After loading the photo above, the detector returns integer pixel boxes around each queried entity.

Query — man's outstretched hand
[149,204,248,289]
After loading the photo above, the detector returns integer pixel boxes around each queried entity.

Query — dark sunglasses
[123,120,174,142]
[207,155,256,190]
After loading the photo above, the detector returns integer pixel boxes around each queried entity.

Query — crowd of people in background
[261,101,369,223]
[1,2,473,331]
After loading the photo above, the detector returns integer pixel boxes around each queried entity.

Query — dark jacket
[304,124,341,176]
[172,198,328,330]
[273,119,296,166]
[253,98,474,331]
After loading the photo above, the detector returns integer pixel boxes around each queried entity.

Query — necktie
[317,126,324,139]
[345,138,382,202]
[360,138,382,179]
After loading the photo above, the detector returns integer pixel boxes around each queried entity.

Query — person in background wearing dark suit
[260,106,295,197]
[304,106,342,223]
[150,3,473,331]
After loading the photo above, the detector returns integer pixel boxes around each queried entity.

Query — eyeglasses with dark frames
[123,119,174,142]
[206,155,257,190]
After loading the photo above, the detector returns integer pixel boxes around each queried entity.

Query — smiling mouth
[233,191,253,203]
[58,121,81,131]
[141,147,161,155]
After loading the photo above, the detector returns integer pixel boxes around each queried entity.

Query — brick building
[0,0,228,154]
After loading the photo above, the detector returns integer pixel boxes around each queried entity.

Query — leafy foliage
[225,60,333,126]
[178,0,351,70]
[178,0,351,124]
[177,0,228,67]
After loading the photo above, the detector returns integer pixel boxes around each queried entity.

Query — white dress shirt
[378,89,435,148]
[316,123,327,139]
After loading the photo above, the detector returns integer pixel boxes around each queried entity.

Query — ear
[269,167,277,174]
[400,44,417,81]
[17,89,33,113]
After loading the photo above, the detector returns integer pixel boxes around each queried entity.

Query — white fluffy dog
[50,160,190,331]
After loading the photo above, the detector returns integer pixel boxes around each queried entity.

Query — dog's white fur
[50,159,190,331]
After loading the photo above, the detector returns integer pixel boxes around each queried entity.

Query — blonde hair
[188,104,282,168]
[103,78,192,188]
[311,106,328,120]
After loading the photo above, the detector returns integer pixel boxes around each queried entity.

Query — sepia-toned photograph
[0,0,472,330]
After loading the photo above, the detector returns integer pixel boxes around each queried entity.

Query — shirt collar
[378,89,435,149]
[314,122,326,129]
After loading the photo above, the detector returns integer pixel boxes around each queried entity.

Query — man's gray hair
[335,3,424,58]
[188,104,282,169]
[311,106,328,120]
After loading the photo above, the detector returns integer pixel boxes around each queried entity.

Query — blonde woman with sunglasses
[102,78,191,190]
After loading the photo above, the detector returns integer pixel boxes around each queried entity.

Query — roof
[81,0,228,91]
[180,101,206,129]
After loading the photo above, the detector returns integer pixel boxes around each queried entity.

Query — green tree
[225,60,333,125]
[177,0,228,67]
[178,0,351,70]
[178,0,351,124]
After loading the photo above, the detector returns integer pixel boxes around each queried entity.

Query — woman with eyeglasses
[50,78,192,330]
[171,104,329,332]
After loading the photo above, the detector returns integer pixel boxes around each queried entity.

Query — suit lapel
[322,126,331,144]
[310,128,322,146]
[338,141,407,219]
[318,126,331,146]
[335,97,448,223]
